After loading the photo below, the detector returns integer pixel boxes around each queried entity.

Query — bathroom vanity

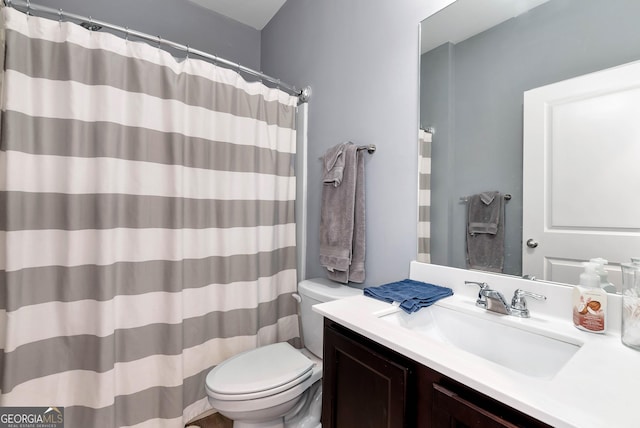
[315,262,639,428]
[322,318,550,427]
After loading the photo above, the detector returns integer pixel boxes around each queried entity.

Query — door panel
[523,60,640,288]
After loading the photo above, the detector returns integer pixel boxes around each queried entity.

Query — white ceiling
[188,0,287,30]
[421,0,550,53]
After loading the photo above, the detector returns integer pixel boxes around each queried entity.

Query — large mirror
[420,0,640,288]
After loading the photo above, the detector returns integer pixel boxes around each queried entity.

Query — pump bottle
[572,262,607,333]
[589,257,617,293]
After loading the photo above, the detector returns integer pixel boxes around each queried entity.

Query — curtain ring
[156,35,161,49]
[26,0,31,16]
[58,8,63,23]
[124,27,129,42]
[186,45,190,59]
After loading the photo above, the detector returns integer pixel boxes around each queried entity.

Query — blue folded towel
[364,279,453,313]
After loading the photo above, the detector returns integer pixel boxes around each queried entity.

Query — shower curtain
[0,6,299,427]
[417,129,432,263]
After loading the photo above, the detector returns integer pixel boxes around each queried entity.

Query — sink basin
[380,304,581,379]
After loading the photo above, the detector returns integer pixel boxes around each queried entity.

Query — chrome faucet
[510,289,547,318]
[465,282,547,317]
[465,281,511,315]
[465,281,490,309]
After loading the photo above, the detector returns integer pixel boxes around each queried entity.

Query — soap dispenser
[573,262,607,333]
[589,257,617,293]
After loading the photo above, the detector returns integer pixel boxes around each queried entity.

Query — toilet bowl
[205,278,361,428]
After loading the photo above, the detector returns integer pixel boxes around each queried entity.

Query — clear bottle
[621,260,640,349]
[572,262,606,333]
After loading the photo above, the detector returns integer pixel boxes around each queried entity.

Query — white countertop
[313,262,638,428]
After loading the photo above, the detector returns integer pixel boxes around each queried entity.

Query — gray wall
[422,0,640,275]
[34,0,261,69]
[261,0,454,286]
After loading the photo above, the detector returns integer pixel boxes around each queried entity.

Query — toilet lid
[206,342,314,399]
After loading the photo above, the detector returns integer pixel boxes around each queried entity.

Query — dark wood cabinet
[431,383,521,428]
[322,318,416,428]
[322,319,552,428]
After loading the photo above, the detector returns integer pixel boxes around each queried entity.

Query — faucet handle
[465,281,490,308]
[465,281,489,290]
[511,289,546,318]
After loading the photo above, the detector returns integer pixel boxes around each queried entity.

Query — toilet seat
[206,343,314,401]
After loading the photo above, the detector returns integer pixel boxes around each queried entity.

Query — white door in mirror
[523,60,640,288]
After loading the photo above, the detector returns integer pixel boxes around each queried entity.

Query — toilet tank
[298,278,362,358]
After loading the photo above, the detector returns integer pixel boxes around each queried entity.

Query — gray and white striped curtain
[0,7,299,427]
[417,129,432,263]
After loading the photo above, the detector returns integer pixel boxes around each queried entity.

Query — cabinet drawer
[432,383,520,428]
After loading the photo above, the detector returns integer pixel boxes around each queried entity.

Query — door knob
[526,238,538,248]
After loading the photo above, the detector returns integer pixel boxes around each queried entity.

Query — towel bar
[460,194,511,202]
[318,144,376,160]
[357,144,376,154]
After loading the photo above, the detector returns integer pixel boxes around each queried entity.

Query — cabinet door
[322,321,412,428]
[432,383,519,428]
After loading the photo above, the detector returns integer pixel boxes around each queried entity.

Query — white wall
[261,0,454,286]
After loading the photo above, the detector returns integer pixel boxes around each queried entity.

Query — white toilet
[205,278,361,428]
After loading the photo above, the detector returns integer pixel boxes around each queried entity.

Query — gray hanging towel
[322,142,349,186]
[319,142,366,283]
[468,191,501,235]
[466,191,505,273]
[338,146,365,283]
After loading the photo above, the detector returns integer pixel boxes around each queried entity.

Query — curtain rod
[3,0,312,103]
